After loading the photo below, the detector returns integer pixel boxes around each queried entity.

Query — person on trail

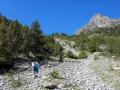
[32,61,41,78]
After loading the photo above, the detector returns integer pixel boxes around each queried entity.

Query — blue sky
[0,0,120,35]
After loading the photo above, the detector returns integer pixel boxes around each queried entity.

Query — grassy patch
[78,51,88,59]
[89,59,120,90]
[50,70,64,79]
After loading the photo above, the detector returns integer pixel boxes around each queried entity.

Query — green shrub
[74,33,89,50]
[50,70,63,79]
[66,51,76,59]
[88,36,104,52]
[54,43,61,56]
[105,37,120,56]
[78,51,88,59]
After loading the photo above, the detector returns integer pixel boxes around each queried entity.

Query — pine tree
[0,24,7,58]
[30,20,44,59]
[6,20,22,59]
[31,20,42,35]
[21,25,31,55]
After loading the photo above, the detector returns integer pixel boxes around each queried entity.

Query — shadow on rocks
[45,84,58,90]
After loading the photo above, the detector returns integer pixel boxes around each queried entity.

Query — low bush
[50,70,63,79]
[78,51,88,59]
[66,51,76,59]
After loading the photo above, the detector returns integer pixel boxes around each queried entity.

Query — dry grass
[89,57,120,90]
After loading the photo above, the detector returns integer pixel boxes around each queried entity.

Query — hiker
[32,61,41,78]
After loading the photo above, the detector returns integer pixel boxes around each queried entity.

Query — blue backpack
[34,63,40,70]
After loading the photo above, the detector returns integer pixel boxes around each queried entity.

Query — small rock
[58,84,64,89]
[112,66,120,70]
[42,76,46,79]
[14,77,18,80]
[0,82,5,86]
[0,76,2,80]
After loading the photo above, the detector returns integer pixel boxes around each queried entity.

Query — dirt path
[56,54,115,90]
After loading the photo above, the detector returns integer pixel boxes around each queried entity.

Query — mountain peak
[89,13,112,27]
[76,14,120,35]
[92,13,110,20]
[94,13,103,17]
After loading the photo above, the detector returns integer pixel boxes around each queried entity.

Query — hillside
[0,40,118,90]
[0,14,120,90]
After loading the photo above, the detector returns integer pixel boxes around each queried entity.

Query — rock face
[76,13,120,35]
[54,38,79,56]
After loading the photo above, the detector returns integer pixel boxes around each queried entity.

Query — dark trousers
[34,67,39,74]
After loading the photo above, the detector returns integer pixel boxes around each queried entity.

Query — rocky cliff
[76,13,120,35]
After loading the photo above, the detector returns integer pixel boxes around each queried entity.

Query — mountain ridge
[76,13,120,35]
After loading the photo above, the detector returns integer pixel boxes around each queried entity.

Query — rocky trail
[55,55,115,90]
[0,39,117,90]
[0,54,116,90]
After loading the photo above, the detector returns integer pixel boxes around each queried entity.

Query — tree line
[0,15,61,66]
